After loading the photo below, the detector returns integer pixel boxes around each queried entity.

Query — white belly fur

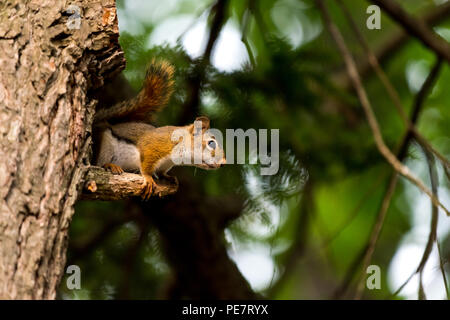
[97,129,176,175]
[112,139,141,172]
[97,129,141,172]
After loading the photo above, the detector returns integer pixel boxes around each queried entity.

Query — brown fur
[137,126,178,200]
[93,59,224,199]
[94,59,174,123]
[137,126,178,176]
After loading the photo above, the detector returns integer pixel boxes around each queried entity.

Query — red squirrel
[93,60,226,199]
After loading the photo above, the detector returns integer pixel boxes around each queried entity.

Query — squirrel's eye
[208,140,216,149]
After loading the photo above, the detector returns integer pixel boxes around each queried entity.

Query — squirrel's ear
[195,116,210,129]
[190,116,210,135]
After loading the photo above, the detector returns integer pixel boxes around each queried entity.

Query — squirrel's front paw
[103,163,124,175]
[141,176,156,201]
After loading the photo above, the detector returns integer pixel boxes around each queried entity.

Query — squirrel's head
[171,116,226,170]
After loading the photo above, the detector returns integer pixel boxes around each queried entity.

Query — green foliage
[67,0,450,300]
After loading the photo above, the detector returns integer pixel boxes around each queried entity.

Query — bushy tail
[95,59,175,123]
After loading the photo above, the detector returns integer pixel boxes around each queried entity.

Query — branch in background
[248,0,269,42]
[332,244,368,299]
[348,58,443,299]
[203,0,228,60]
[334,1,450,89]
[80,166,178,201]
[389,145,440,299]
[328,1,450,127]
[315,0,449,216]
[240,4,256,68]
[290,174,388,298]
[335,2,447,298]
[316,0,447,298]
[338,1,449,171]
[416,148,439,299]
[369,0,450,63]
[337,0,409,117]
[409,60,449,171]
[179,0,228,124]
[437,241,450,300]
[321,172,387,252]
[352,173,398,299]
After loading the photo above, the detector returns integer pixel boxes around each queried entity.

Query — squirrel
[93,60,226,200]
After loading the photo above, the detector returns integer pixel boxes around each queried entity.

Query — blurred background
[60,0,450,299]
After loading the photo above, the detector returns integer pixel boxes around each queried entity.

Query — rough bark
[0,0,124,299]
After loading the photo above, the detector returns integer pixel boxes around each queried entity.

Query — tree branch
[315,0,449,216]
[353,173,398,299]
[336,1,450,88]
[79,166,178,201]
[369,0,450,63]
[349,58,443,299]
[337,0,449,191]
[388,145,440,299]
[179,0,228,124]
[437,241,450,300]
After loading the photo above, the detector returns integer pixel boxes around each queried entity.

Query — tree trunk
[0,0,124,299]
